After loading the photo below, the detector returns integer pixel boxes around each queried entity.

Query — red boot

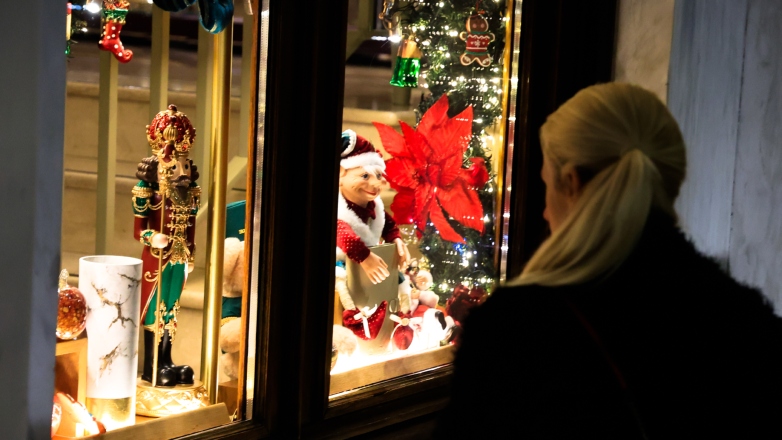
[98,2,133,63]
[342,301,387,340]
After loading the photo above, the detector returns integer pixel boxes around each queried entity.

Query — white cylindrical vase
[79,255,143,430]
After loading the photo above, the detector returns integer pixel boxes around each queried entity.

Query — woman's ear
[560,164,583,201]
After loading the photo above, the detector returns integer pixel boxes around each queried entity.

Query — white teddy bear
[219,237,245,381]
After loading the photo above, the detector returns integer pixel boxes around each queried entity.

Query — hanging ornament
[98,0,133,63]
[197,0,235,34]
[66,3,73,56]
[390,37,422,88]
[459,2,495,67]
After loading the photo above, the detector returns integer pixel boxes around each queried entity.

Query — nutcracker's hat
[146,104,196,162]
[340,129,385,171]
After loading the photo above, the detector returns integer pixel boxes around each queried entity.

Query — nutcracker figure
[132,105,201,386]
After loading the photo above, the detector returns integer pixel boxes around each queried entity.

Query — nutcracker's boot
[98,5,133,63]
[142,329,176,386]
[158,329,195,385]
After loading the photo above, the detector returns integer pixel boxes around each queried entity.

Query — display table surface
[330,344,456,395]
[86,403,231,439]
[55,337,88,403]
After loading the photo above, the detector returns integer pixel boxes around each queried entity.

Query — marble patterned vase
[79,255,143,430]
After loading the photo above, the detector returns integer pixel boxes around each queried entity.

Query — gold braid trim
[132,185,154,198]
[221,316,239,327]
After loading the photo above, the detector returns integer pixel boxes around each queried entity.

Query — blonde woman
[434,83,782,439]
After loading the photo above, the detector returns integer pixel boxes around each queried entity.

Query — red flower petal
[385,157,419,190]
[437,179,485,233]
[429,202,465,244]
[416,95,451,140]
[438,153,463,188]
[466,157,490,188]
[414,182,434,232]
[400,121,433,164]
[428,106,474,165]
[426,164,442,188]
[389,188,417,225]
[373,122,411,159]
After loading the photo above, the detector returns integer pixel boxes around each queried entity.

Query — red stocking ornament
[342,301,388,340]
[98,0,133,63]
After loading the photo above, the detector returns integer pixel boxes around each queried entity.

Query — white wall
[668,0,782,309]
[0,1,65,437]
[614,0,675,103]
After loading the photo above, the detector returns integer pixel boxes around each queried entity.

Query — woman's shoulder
[464,283,579,329]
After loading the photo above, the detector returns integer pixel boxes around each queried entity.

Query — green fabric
[132,181,154,216]
[222,296,242,320]
[226,200,246,240]
[144,262,187,326]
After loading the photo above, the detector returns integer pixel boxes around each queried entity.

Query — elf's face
[340,166,386,207]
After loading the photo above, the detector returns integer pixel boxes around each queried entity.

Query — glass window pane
[330,0,518,397]
[58,0,267,434]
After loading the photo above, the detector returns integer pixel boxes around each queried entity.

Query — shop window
[55,0,266,436]
[330,0,521,397]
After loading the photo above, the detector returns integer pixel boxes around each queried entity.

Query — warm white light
[449,30,459,37]
[84,1,101,13]
[388,34,402,43]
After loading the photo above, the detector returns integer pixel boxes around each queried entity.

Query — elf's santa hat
[340,129,386,171]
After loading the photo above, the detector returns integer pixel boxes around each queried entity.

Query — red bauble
[446,285,487,324]
[391,311,414,350]
[56,285,87,340]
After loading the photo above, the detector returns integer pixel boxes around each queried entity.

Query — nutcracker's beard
[172,176,191,188]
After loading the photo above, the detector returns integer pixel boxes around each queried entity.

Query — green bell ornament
[390,39,422,88]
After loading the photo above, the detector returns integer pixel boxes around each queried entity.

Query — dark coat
[434,212,782,439]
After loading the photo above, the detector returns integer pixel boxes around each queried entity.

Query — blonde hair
[508,83,686,287]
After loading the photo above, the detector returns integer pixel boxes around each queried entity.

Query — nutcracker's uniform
[132,180,200,331]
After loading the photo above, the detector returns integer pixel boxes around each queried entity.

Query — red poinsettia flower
[373,95,488,244]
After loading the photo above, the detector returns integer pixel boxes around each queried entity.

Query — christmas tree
[385,0,508,302]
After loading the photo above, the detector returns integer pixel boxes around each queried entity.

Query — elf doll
[335,130,414,348]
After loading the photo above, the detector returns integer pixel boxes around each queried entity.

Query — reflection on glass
[331,0,511,395]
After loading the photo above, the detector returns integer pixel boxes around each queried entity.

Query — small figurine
[459,12,495,67]
[334,130,413,343]
[98,0,133,63]
[132,104,201,386]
